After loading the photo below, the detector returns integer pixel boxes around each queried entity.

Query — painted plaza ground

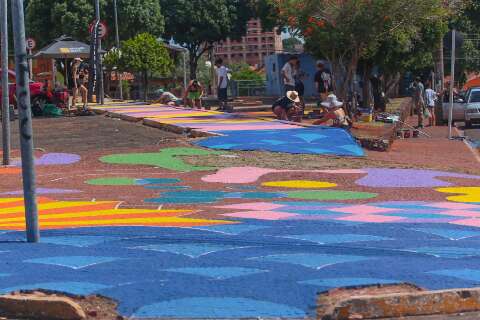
[1,105,480,318]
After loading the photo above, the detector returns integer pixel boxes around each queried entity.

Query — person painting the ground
[71,58,88,112]
[184,80,204,109]
[215,58,229,112]
[412,77,425,128]
[272,90,302,122]
[425,82,438,127]
[281,56,298,93]
[314,61,333,102]
[313,94,352,130]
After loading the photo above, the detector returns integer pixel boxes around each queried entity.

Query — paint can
[403,129,411,138]
[412,129,420,138]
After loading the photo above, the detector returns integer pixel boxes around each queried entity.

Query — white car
[464,88,480,128]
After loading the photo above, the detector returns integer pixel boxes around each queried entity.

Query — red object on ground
[0,69,45,104]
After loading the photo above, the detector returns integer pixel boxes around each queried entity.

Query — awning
[33,35,92,59]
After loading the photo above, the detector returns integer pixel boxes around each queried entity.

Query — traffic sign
[89,21,108,39]
[26,38,36,50]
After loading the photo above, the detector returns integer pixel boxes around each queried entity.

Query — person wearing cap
[281,56,298,93]
[272,90,302,122]
[71,57,88,111]
[313,94,351,129]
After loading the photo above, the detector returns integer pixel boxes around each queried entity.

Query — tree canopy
[25,0,164,48]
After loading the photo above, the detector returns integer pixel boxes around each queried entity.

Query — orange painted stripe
[0,167,21,174]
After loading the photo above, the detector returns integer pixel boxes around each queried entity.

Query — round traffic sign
[26,38,36,50]
[89,21,108,39]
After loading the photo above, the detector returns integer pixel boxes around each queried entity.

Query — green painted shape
[100,147,223,172]
[287,190,378,201]
[86,177,137,186]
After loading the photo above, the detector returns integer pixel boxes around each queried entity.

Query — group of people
[272,56,350,129]
[411,77,438,128]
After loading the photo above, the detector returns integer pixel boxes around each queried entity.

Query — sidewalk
[368,116,480,174]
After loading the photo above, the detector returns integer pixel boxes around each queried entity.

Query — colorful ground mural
[2,140,480,318]
[93,103,364,157]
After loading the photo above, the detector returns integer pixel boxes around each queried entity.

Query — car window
[469,91,480,103]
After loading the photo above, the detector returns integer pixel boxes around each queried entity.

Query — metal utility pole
[183,51,187,92]
[1,0,10,165]
[11,0,39,242]
[95,0,104,104]
[448,29,456,140]
[113,0,122,100]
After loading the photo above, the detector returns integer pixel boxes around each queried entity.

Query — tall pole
[448,29,456,140]
[95,0,104,105]
[183,51,187,92]
[11,0,39,242]
[113,0,123,100]
[1,0,10,165]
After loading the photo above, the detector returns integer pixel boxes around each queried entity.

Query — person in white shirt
[215,58,229,112]
[425,83,438,127]
[281,56,298,93]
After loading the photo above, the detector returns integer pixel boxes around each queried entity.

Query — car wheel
[31,95,47,116]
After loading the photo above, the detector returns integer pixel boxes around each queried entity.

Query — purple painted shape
[13,153,80,166]
[356,168,480,188]
[2,188,81,195]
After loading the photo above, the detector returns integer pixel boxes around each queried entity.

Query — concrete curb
[142,118,217,138]
[320,286,480,320]
[0,293,86,320]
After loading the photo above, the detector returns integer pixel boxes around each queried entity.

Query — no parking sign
[26,38,36,50]
[89,21,108,39]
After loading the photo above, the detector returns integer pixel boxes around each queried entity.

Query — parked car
[442,87,480,128]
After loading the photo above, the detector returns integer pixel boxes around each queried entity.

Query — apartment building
[214,19,283,67]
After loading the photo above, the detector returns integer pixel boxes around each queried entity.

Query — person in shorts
[412,77,425,128]
[272,90,302,122]
[314,61,333,102]
[425,82,438,127]
[184,80,204,109]
[215,58,229,111]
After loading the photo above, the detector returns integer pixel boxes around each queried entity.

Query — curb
[320,285,480,320]
[0,293,86,320]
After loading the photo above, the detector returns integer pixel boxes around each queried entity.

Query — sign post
[448,29,456,140]
[11,0,39,243]
[26,38,36,80]
[1,0,10,166]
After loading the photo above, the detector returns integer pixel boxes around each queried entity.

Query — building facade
[214,19,283,68]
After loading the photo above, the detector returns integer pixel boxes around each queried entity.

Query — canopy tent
[33,35,91,59]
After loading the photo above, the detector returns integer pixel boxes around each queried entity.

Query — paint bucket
[412,129,419,138]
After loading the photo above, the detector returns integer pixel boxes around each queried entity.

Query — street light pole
[11,0,39,243]
[448,29,456,140]
[113,0,123,100]
[95,0,104,105]
[1,0,10,165]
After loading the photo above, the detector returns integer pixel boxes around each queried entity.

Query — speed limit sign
[26,38,36,50]
[89,21,108,39]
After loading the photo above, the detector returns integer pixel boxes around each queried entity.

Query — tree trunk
[143,71,148,102]
[362,62,373,108]
[385,72,401,98]
[189,51,198,81]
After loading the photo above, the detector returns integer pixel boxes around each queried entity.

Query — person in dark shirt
[272,90,301,122]
[314,61,333,101]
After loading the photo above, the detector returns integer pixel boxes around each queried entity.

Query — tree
[159,0,258,79]
[25,0,164,48]
[282,37,302,52]
[275,0,449,100]
[120,33,173,100]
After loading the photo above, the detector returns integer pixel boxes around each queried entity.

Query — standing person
[425,82,437,127]
[412,77,425,128]
[184,80,204,109]
[71,58,88,111]
[314,61,333,102]
[215,58,229,112]
[294,59,306,116]
[281,56,297,93]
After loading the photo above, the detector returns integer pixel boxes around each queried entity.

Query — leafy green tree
[120,33,173,100]
[159,0,258,79]
[25,0,164,48]
[231,64,264,81]
[282,37,302,52]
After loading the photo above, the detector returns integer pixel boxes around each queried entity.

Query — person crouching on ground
[313,94,352,130]
[184,80,204,109]
[272,91,302,122]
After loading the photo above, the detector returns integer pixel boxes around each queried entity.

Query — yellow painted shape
[436,187,480,203]
[0,217,235,228]
[262,180,338,189]
[0,200,117,215]
[0,198,24,203]
[0,208,193,223]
